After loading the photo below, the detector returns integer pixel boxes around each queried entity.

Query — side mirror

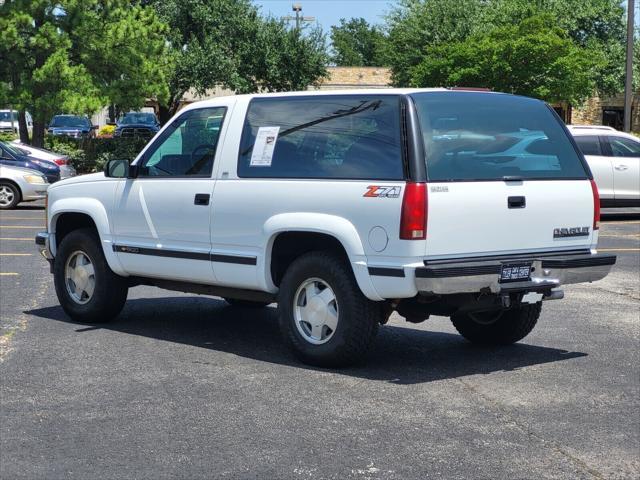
[91,125,98,130]
[104,159,136,178]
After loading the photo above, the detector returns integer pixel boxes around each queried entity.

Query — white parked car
[0,109,32,134]
[0,164,48,209]
[36,89,616,367]
[569,125,640,207]
[11,140,76,180]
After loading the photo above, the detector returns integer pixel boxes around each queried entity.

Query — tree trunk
[158,93,183,125]
[32,121,46,148]
[17,110,30,144]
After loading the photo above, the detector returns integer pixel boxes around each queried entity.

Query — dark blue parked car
[48,115,97,138]
[114,111,160,138]
[0,141,60,183]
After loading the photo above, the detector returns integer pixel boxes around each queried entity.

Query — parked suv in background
[0,109,32,134]
[114,111,160,138]
[569,125,640,207]
[48,115,96,138]
[36,90,615,367]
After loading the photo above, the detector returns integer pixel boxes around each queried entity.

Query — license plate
[499,263,532,283]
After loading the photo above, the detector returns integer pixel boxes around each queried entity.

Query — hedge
[44,136,150,174]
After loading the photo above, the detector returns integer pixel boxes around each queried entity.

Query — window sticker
[250,126,280,166]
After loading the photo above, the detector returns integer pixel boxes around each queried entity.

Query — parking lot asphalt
[1,204,638,480]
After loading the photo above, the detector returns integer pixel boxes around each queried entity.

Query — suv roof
[568,124,639,141]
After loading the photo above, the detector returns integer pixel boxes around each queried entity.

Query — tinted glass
[121,112,156,124]
[238,95,404,179]
[574,135,602,156]
[0,111,17,122]
[411,92,588,181]
[50,116,89,127]
[609,136,640,157]
[139,107,226,177]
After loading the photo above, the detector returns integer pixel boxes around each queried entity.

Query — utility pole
[282,3,315,29]
[624,0,634,132]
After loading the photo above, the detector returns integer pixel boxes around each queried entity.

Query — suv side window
[573,135,602,156]
[607,136,640,158]
[139,107,226,177]
[238,95,404,180]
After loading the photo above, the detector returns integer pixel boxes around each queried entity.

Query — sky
[253,0,397,31]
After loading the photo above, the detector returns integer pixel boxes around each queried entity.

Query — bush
[44,135,149,174]
[97,125,116,138]
[0,132,18,142]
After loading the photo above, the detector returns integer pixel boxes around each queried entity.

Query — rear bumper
[414,251,616,295]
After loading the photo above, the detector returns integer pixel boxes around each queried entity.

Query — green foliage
[0,132,19,143]
[330,18,388,66]
[386,0,627,99]
[148,0,329,121]
[409,15,602,105]
[0,0,170,146]
[45,136,149,173]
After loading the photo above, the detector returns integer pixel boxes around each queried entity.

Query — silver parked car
[0,164,49,209]
[569,125,640,207]
[11,140,76,180]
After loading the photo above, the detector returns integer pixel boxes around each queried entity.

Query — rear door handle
[508,196,526,209]
[194,193,210,206]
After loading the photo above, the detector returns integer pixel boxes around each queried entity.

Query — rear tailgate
[410,91,596,260]
[426,180,595,257]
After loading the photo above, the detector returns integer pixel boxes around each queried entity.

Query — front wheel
[451,302,542,345]
[0,182,20,209]
[278,251,382,367]
[54,228,128,323]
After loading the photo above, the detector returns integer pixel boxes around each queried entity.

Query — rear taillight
[400,182,427,240]
[590,179,600,230]
[54,158,68,166]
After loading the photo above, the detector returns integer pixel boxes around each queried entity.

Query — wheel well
[270,231,350,286]
[0,179,22,201]
[54,213,98,249]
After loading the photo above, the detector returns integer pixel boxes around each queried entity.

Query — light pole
[282,3,315,29]
[623,0,634,132]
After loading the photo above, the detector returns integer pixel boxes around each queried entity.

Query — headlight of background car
[23,174,47,184]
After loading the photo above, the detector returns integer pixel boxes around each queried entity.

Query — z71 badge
[363,186,402,198]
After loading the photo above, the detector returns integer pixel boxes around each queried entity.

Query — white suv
[36,89,616,367]
[569,125,640,207]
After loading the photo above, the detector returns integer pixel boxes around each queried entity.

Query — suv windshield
[120,112,156,125]
[50,116,89,128]
[411,92,588,181]
[0,111,17,122]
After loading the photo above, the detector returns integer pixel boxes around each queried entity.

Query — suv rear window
[238,95,404,180]
[411,92,588,181]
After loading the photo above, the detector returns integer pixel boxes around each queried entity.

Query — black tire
[224,298,271,308]
[54,228,128,323]
[0,181,21,210]
[451,302,542,345]
[278,251,382,368]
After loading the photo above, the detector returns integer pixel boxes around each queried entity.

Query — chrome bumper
[35,231,54,261]
[415,251,616,295]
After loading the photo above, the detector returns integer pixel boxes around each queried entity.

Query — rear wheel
[0,182,20,209]
[54,228,128,323]
[278,251,382,367]
[451,302,542,345]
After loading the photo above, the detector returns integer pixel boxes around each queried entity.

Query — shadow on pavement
[27,296,587,385]
[14,204,45,210]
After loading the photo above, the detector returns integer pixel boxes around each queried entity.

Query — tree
[409,15,603,105]
[386,0,626,96]
[149,0,329,123]
[330,18,387,66]
[0,0,170,147]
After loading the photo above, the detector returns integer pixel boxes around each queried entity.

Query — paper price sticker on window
[250,126,280,167]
